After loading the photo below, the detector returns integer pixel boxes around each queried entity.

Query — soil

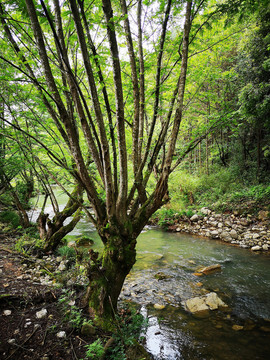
[0,232,97,360]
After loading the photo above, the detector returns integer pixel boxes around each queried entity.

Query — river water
[29,193,270,359]
[66,219,270,360]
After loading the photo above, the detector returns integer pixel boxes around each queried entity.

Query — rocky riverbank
[167,207,270,252]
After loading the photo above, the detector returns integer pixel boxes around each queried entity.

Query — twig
[41,328,48,346]
[70,338,78,360]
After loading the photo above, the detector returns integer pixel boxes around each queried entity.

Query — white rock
[57,331,66,338]
[190,214,199,222]
[201,207,211,215]
[8,339,16,345]
[262,244,269,251]
[4,310,12,316]
[36,308,47,319]
[58,262,66,271]
[251,245,261,251]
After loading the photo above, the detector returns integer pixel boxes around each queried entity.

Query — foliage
[0,210,21,228]
[58,289,89,329]
[85,339,104,360]
[14,231,42,254]
[106,306,147,360]
[229,184,270,202]
[57,245,77,262]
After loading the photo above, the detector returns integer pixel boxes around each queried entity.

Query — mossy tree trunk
[83,223,137,328]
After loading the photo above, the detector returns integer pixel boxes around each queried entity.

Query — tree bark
[83,226,136,329]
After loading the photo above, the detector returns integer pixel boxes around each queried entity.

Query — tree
[0,0,229,328]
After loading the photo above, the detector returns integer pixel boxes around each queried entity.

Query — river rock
[183,292,227,315]
[201,207,211,215]
[125,340,152,360]
[230,229,238,239]
[258,210,269,221]
[198,264,221,275]
[251,245,262,251]
[220,231,231,242]
[210,230,219,238]
[184,296,209,314]
[154,304,166,310]
[232,325,244,331]
[154,272,172,280]
[262,244,269,251]
[190,214,199,222]
[205,292,227,310]
[58,261,66,271]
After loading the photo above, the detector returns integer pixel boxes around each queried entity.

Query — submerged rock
[154,272,172,280]
[198,264,221,275]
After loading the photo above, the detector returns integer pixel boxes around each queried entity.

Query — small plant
[15,233,43,254]
[154,208,179,228]
[85,339,104,359]
[106,306,148,360]
[58,289,84,329]
[57,245,76,261]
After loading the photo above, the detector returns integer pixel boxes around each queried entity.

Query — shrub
[0,210,21,228]
[57,245,76,261]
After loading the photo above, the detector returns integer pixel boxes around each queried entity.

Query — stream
[29,192,270,359]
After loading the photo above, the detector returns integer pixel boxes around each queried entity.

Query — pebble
[154,304,166,310]
[3,310,12,316]
[36,308,47,319]
[232,325,244,331]
[57,331,66,338]
[7,339,16,345]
